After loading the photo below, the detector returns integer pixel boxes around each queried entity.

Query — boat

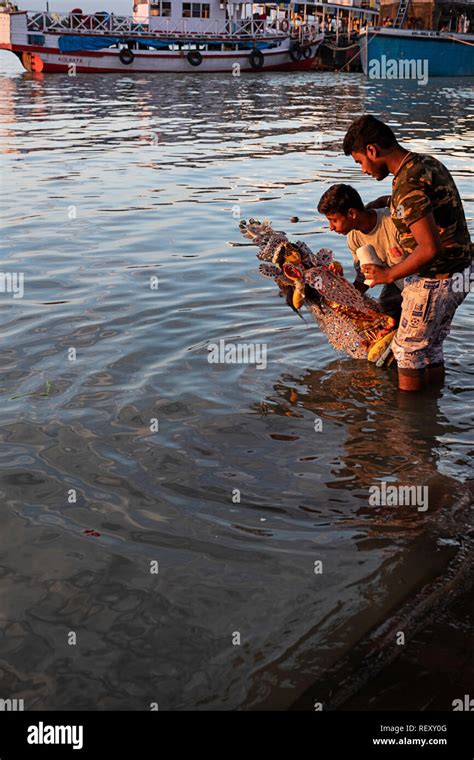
[0,0,324,74]
[359,0,474,77]
[288,2,380,72]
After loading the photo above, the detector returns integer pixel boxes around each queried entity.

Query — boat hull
[360,28,474,77]
[313,36,361,72]
[1,38,323,74]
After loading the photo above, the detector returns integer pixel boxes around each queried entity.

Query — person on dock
[317,183,408,324]
[342,115,473,392]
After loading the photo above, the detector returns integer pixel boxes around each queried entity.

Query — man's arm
[353,261,369,293]
[365,195,391,211]
[347,234,369,292]
[363,213,442,284]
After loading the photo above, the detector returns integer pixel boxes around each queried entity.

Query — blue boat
[360,27,474,77]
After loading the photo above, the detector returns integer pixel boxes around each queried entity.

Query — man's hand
[328,261,344,276]
[361,263,393,286]
[381,213,442,281]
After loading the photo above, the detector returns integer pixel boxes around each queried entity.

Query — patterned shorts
[392,263,472,371]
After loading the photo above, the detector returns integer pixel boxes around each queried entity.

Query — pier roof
[261,1,380,14]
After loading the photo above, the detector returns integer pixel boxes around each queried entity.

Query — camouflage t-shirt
[390,153,472,277]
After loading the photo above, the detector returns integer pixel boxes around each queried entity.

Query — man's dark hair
[317,184,365,216]
[342,115,397,155]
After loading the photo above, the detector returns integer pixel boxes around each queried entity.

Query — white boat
[0,1,324,74]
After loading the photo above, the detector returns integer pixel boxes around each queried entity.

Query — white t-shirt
[347,208,408,289]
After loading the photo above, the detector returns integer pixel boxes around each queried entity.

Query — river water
[0,53,473,710]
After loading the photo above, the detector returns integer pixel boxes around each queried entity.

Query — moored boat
[360,26,474,77]
[359,0,474,77]
[302,2,379,72]
[0,0,324,73]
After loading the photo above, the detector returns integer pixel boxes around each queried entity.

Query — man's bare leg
[398,367,426,392]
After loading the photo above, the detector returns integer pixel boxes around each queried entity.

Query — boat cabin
[133,0,226,33]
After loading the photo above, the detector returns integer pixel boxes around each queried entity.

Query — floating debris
[10,380,51,400]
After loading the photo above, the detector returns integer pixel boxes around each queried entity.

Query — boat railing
[369,25,474,40]
[27,11,143,34]
[26,11,146,34]
[297,23,322,44]
[26,11,288,40]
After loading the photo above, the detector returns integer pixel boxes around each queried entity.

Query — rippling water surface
[0,53,473,709]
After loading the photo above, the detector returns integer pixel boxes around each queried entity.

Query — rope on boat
[335,31,378,72]
[445,35,474,46]
[335,46,361,71]
[322,41,360,51]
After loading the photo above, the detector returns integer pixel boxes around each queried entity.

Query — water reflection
[268,359,468,513]
[0,56,472,709]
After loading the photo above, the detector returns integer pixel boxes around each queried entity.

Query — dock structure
[380,0,473,31]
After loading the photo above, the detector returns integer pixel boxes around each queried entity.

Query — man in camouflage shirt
[343,115,472,392]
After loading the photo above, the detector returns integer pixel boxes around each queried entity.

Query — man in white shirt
[318,183,409,322]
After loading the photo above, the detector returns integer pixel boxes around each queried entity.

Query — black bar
[0,711,473,757]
